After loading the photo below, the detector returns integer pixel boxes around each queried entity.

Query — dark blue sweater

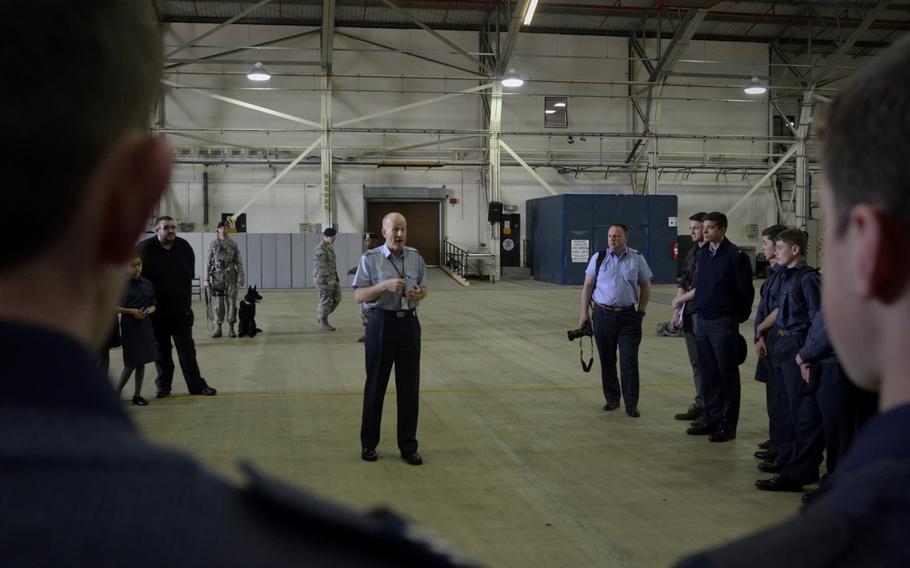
[692,238,755,322]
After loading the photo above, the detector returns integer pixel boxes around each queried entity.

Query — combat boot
[211,324,223,338]
[320,318,336,332]
[228,323,237,338]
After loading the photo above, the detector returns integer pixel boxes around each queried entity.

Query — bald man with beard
[353,213,428,466]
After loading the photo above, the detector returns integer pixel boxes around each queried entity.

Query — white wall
[161,24,793,257]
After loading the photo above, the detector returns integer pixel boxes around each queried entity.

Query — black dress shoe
[801,489,821,506]
[757,460,781,473]
[132,396,149,406]
[602,401,620,411]
[674,404,703,421]
[155,391,170,399]
[709,429,736,443]
[401,452,423,466]
[192,386,217,396]
[758,439,771,450]
[755,475,804,492]
[686,423,715,436]
[626,407,640,418]
[754,449,776,460]
[361,448,378,462]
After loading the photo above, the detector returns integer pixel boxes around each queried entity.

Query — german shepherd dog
[237,286,263,337]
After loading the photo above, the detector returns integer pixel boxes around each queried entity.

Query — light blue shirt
[585,247,653,307]
[353,244,427,311]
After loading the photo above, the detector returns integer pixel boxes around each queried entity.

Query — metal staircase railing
[443,240,469,279]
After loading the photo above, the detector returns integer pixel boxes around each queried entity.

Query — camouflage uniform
[314,240,341,322]
[207,238,244,327]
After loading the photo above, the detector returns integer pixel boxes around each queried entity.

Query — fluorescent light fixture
[545,109,556,114]
[553,101,566,107]
[247,62,271,81]
[744,76,767,95]
[501,68,524,88]
[523,0,540,25]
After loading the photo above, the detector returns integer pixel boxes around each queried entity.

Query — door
[500,214,521,267]
[365,201,441,265]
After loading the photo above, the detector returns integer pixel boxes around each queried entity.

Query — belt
[379,310,417,319]
[594,302,635,313]
[778,328,807,337]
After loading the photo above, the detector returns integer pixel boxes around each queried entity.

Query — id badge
[400,295,410,310]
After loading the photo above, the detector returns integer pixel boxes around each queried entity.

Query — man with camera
[578,224,653,417]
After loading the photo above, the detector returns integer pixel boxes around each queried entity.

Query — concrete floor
[110,270,801,567]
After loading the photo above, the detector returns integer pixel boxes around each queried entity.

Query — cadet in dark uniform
[578,224,653,417]
[0,4,471,565]
[676,35,910,568]
[141,216,217,397]
[755,229,823,492]
[671,212,707,422]
[686,212,754,442]
[753,224,789,469]
[354,213,428,465]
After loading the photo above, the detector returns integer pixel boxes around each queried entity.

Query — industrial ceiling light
[523,0,540,25]
[247,62,271,81]
[744,76,767,95]
[501,68,524,88]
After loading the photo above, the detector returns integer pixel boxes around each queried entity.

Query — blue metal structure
[527,194,679,285]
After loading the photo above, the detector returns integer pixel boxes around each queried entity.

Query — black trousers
[592,308,643,409]
[360,311,421,454]
[763,332,793,463]
[695,315,741,432]
[774,333,824,484]
[151,310,209,394]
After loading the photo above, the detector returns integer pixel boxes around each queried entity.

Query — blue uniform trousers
[774,333,824,484]
[360,310,421,454]
[763,332,793,463]
[592,308,642,409]
[695,316,741,432]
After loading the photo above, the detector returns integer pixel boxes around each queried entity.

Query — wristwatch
[638,309,646,317]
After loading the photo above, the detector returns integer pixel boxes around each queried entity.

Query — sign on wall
[571,239,589,263]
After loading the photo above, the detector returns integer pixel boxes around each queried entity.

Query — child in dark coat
[115,254,158,405]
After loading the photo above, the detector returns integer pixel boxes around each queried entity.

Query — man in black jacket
[141,216,217,397]
[0,3,471,566]
[685,212,754,443]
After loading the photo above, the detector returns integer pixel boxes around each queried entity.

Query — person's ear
[98,136,171,263]
[850,206,910,303]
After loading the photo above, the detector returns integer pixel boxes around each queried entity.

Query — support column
[487,83,502,281]
[321,75,334,228]
[794,98,814,228]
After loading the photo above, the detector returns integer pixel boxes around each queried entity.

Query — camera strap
[580,335,594,373]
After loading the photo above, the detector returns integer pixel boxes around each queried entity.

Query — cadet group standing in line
[206,221,245,339]
[314,227,341,332]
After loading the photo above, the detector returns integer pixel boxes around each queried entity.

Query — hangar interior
[115,1,910,566]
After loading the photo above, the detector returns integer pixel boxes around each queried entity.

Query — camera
[567,320,593,341]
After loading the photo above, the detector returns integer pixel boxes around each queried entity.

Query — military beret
[323,227,337,237]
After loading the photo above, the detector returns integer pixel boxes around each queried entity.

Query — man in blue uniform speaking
[578,224,653,417]
[354,213,428,465]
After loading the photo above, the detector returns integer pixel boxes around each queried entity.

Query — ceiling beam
[165,0,273,58]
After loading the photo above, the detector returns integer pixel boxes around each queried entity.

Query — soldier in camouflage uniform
[206,222,245,338]
[348,232,381,342]
[314,227,341,331]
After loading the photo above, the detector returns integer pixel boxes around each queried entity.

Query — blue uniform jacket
[754,264,784,342]
[691,239,755,323]
[798,311,837,364]
[0,320,472,567]
[776,262,821,333]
